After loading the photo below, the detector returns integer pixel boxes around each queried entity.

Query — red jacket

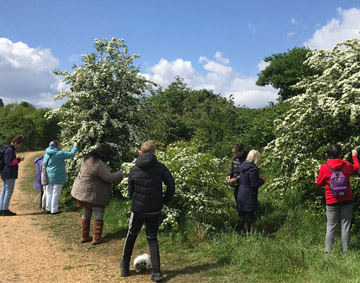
[316,156,359,205]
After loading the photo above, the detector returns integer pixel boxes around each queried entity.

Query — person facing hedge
[71,144,123,245]
[43,140,78,214]
[237,149,266,234]
[316,144,359,254]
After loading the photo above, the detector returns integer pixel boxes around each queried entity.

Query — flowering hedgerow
[263,39,360,205]
[117,141,231,231]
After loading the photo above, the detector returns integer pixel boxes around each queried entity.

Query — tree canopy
[256,47,320,100]
[0,102,59,150]
[264,39,360,205]
[48,37,153,192]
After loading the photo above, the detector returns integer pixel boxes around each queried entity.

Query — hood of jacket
[326,158,346,170]
[46,146,59,156]
[240,160,258,173]
[135,152,158,169]
[3,144,14,151]
[34,157,43,163]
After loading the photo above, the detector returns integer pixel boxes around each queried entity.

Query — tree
[148,77,246,157]
[0,102,59,150]
[47,38,153,194]
[0,98,4,108]
[256,47,320,100]
[263,39,360,206]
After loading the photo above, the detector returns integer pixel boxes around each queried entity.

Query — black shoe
[51,210,63,215]
[151,271,164,282]
[45,210,51,214]
[3,209,16,216]
[0,210,3,216]
[120,260,130,277]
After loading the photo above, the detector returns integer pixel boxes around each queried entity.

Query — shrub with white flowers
[117,141,232,231]
[46,38,153,197]
[264,39,360,205]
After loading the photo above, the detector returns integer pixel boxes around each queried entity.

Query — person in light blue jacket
[43,140,78,214]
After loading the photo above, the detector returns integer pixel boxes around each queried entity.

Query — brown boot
[92,220,104,245]
[81,218,92,243]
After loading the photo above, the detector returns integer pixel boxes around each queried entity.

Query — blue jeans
[0,178,16,210]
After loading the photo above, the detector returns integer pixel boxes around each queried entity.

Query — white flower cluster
[264,39,360,197]
[116,142,230,231]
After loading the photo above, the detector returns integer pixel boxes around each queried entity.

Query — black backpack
[0,147,5,172]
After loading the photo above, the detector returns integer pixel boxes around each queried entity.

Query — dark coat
[228,151,248,183]
[1,144,19,179]
[237,161,264,212]
[128,153,175,214]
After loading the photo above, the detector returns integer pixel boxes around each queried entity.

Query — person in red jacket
[316,144,359,254]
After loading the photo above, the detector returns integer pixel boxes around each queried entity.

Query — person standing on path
[43,140,78,214]
[71,144,123,245]
[120,141,175,282]
[0,134,25,216]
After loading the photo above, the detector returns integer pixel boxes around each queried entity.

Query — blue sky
[1,0,360,108]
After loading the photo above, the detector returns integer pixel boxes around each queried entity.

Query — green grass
[17,151,360,282]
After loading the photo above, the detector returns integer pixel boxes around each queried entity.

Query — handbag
[41,156,51,186]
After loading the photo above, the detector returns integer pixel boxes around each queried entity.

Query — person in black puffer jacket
[226,143,248,210]
[120,141,175,282]
[237,150,266,234]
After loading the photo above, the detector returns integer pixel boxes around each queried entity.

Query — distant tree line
[0,101,59,151]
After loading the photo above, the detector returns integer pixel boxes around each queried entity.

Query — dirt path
[0,151,156,283]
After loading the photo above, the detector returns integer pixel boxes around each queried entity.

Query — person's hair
[246,150,260,165]
[84,144,114,162]
[141,140,156,154]
[11,134,24,144]
[326,144,342,159]
[232,143,244,153]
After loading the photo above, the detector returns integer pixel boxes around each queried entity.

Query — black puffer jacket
[1,144,18,179]
[128,153,175,214]
[228,151,248,183]
[237,161,264,212]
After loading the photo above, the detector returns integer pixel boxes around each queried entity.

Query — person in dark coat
[120,141,175,282]
[0,134,24,216]
[226,143,248,210]
[237,150,265,234]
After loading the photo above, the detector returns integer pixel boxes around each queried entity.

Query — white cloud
[144,52,278,108]
[304,7,360,50]
[0,38,65,108]
[214,51,230,65]
[257,60,270,71]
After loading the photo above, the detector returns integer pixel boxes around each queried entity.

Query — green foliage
[0,102,59,150]
[239,101,290,151]
[148,77,244,157]
[117,141,234,231]
[264,39,360,212]
[257,46,320,100]
[47,37,154,196]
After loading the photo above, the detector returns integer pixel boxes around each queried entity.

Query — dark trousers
[122,212,161,273]
[239,211,256,234]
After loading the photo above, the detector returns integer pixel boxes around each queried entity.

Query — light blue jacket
[43,145,78,184]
